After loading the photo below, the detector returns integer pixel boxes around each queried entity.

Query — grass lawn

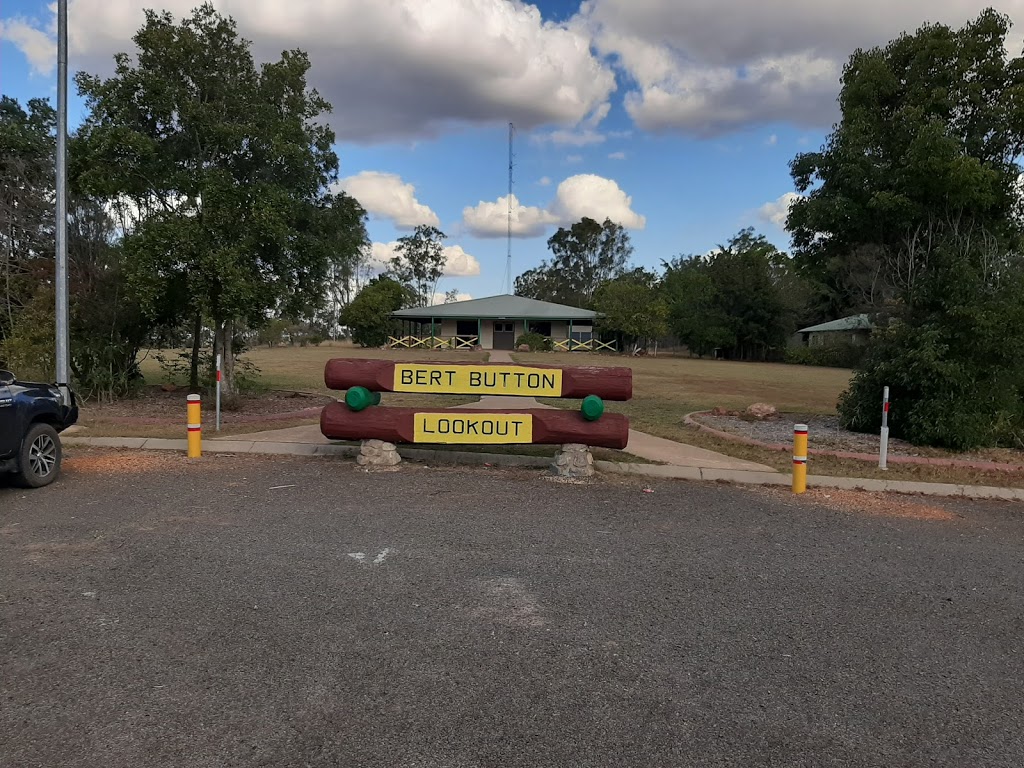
[512,350,851,431]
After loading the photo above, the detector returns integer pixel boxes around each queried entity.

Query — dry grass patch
[138,341,488,396]
[512,351,851,414]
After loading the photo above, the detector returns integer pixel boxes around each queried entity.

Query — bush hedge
[785,342,867,369]
[514,332,552,352]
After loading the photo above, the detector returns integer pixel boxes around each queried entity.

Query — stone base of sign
[357,439,401,468]
[552,443,594,478]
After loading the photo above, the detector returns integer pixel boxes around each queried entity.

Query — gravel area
[693,412,924,456]
[3,450,1024,766]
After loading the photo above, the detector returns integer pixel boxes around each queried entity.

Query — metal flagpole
[55,0,70,399]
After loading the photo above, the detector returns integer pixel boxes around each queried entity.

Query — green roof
[797,314,874,334]
[392,294,597,320]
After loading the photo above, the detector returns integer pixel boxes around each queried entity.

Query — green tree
[74,4,366,394]
[515,217,632,307]
[0,96,55,350]
[661,258,734,358]
[664,229,794,361]
[514,265,564,303]
[389,225,446,307]
[0,96,157,395]
[341,277,415,347]
[788,8,1024,319]
[788,8,1024,448]
[593,268,668,353]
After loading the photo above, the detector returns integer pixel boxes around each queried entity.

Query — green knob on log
[581,394,605,421]
[345,386,375,411]
[371,391,382,406]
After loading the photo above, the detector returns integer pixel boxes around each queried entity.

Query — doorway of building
[456,320,478,347]
[492,321,516,350]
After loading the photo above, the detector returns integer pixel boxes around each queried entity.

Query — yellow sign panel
[413,412,534,444]
[394,364,562,397]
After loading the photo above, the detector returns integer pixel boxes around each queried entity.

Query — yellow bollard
[792,423,808,494]
[187,394,202,458]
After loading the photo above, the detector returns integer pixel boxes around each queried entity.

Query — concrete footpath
[60,435,1024,501]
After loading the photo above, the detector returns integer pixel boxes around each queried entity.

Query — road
[2,449,1023,767]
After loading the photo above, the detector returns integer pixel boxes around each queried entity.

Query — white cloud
[337,172,439,229]
[367,242,398,272]
[550,174,646,229]
[566,154,584,164]
[608,151,626,160]
[462,173,645,237]
[758,192,803,229]
[532,103,611,146]
[441,245,481,277]
[462,194,558,238]
[431,291,473,305]
[580,0,1024,136]
[534,128,606,147]
[368,241,480,277]
[537,176,552,187]
[766,134,778,146]
[7,0,615,143]
[0,17,56,74]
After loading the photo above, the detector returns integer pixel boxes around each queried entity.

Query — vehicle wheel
[16,423,62,488]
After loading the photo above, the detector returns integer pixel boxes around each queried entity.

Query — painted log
[323,358,632,400]
[320,402,630,449]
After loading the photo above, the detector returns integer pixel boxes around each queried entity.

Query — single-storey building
[390,294,600,351]
[795,314,874,347]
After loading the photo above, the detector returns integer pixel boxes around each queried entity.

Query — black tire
[15,423,62,488]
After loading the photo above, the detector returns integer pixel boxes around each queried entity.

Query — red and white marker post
[215,353,222,432]
[879,386,890,470]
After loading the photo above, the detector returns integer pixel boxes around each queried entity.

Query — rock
[517,344,531,352]
[357,439,401,468]
[552,443,594,478]
[161,383,178,392]
[745,403,778,420]
[711,406,730,416]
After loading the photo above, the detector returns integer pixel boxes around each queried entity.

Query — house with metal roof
[795,314,874,347]
[390,294,602,351]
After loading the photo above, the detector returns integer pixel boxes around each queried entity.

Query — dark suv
[0,370,79,487]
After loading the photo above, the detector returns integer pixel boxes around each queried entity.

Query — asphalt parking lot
[2,449,1023,767]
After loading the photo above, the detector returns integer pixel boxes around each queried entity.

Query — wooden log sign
[324,359,632,400]
[321,403,630,449]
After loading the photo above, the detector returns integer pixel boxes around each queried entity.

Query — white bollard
[879,386,890,470]
[215,353,222,432]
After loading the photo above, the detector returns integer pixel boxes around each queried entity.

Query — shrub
[785,342,867,369]
[514,332,552,352]
[838,323,1024,451]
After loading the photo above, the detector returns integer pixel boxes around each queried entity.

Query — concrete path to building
[225,349,773,473]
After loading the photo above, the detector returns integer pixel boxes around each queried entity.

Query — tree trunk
[189,311,203,393]
[215,320,236,397]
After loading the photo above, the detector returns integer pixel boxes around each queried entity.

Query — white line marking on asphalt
[373,548,392,564]
[347,552,366,561]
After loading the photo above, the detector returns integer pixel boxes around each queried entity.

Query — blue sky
[3,0,1020,300]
